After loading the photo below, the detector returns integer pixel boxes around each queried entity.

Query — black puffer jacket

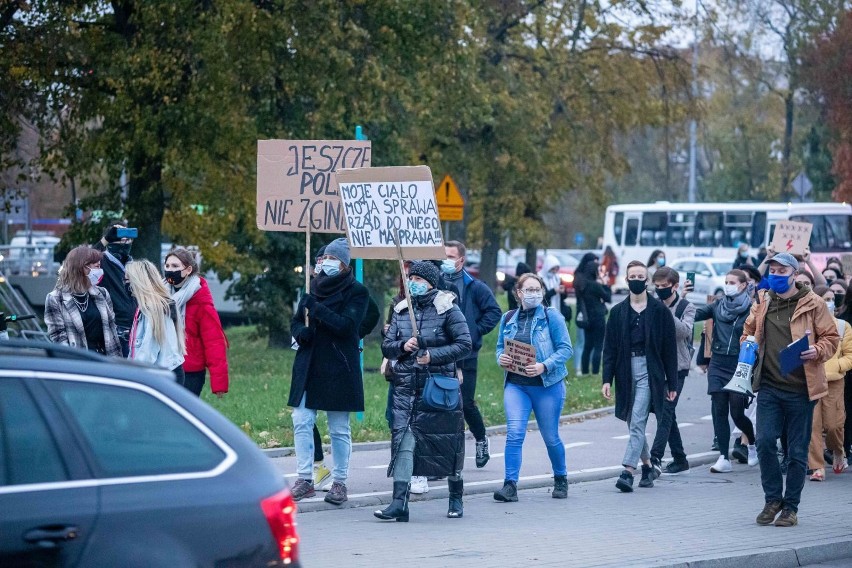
[382,289,471,477]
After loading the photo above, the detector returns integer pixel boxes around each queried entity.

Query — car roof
[0,340,176,385]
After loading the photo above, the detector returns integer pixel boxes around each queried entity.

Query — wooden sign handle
[394,229,419,343]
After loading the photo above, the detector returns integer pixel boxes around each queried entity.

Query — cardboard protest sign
[771,220,813,256]
[335,165,445,259]
[842,254,852,280]
[256,140,371,232]
[504,339,537,375]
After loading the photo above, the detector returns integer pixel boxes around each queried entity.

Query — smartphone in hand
[685,271,695,293]
[116,227,138,239]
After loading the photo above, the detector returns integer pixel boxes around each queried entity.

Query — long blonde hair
[126,260,185,354]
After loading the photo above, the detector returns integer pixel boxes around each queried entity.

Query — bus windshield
[789,214,852,252]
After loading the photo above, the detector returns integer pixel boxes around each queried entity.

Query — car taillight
[261,488,300,565]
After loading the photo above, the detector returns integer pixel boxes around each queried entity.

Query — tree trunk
[126,153,164,264]
[480,226,499,292]
[780,90,795,199]
[525,242,536,270]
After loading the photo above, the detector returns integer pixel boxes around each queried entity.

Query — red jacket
[184,278,229,393]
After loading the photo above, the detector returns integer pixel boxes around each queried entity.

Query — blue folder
[780,335,810,376]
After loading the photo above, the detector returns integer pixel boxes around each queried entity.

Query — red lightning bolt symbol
[786,239,794,251]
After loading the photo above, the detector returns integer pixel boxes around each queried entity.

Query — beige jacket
[825,319,852,382]
[742,287,840,401]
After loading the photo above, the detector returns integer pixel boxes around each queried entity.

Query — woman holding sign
[494,273,573,502]
[376,261,471,522]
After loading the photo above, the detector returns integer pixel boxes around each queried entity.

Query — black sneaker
[638,464,654,488]
[324,481,348,505]
[493,480,518,502]
[291,478,315,501]
[662,460,690,475]
[475,438,490,468]
[711,436,719,452]
[731,440,748,464]
[616,470,634,493]
[650,458,662,480]
[824,448,834,466]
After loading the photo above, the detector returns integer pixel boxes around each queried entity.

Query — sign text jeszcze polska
[335,165,445,259]
[256,140,371,232]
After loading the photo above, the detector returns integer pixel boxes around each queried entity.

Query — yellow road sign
[436,175,464,221]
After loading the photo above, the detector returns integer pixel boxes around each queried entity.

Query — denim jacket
[496,305,573,387]
[129,309,185,371]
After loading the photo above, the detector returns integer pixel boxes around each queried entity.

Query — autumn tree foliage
[804,10,852,202]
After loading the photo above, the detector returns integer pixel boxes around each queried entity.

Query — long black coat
[288,278,368,412]
[602,296,678,422]
[382,290,471,477]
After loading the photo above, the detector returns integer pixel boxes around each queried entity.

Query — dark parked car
[0,341,300,568]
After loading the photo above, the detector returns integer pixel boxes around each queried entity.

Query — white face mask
[88,268,104,287]
[521,291,544,309]
[826,300,836,313]
[321,259,341,276]
[723,284,741,297]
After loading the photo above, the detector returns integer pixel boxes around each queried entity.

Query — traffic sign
[436,175,464,221]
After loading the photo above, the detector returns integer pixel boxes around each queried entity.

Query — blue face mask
[657,258,666,267]
[408,280,429,296]
[767,273,793,294]
[321,259,341,277]
[441,259,458,275]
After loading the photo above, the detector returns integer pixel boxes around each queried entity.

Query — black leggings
[581,319,605,375]
[313,425,324,462]
[712,391,755,459]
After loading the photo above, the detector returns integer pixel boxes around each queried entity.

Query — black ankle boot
[374,481,410,522]
[447,478,463,518]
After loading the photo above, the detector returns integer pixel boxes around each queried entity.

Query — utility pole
[687,2,699,203]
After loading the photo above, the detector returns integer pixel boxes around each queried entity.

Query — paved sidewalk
[296,465,852,567]
[272,368,722,512]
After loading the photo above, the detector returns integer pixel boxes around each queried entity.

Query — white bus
[602,201,852,289]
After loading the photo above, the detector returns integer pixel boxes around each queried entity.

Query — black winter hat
[408,260,440,288]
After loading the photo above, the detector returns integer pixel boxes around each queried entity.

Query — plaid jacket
[44,286,122,357]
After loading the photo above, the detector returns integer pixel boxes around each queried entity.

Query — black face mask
[107,242,132,264]
[627,279,647,295]
[164,270,186,286]
[655,286,674,301]
[836,293,846,308]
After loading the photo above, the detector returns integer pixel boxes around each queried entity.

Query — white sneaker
[409,476,429,494]
[747,445,759,467]
[710,455,732,473]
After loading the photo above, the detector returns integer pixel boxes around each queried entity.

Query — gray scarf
[717,290,751,323]
[169,274,202,322]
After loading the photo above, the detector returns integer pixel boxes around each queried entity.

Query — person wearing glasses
[493,273,573,502]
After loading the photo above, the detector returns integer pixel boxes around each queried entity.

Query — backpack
[674,298,695,360]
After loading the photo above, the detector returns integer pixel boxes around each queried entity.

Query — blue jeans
[756,385,815,512]
[504,380,567,482]
[292,394,352,483]
[623,356,651,469]
[574,328,585,373]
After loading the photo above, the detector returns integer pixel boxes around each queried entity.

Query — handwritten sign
[842,254,852,280]
[256,140,371,233]
[771,220,813,256]
[505,339,537,375]
[335,165,445,259]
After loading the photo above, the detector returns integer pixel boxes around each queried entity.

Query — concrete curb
[262,405,616,458]
[295,451,719,514]
[652,536,852,567]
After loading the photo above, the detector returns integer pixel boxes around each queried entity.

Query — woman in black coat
[574,252,611,375]
[288,238,368,505]
[375,261,471,522]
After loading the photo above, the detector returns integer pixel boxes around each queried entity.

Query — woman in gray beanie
[289,237,369,506]
[376,260,472,521]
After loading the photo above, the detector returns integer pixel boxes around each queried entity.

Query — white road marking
[612,434,630,440]
[296,451,723,504]
[677,422,694,427]
[365,465,389,469]
[701,415,713,421]
[564,442,592,449]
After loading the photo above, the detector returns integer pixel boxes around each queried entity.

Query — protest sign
[841,254,852,279]
[770,220,813,256]
[504,339,537,375]
[335,165,445,259]
[257,140,371,232]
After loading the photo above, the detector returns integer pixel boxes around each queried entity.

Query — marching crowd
[42,226,852,529]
